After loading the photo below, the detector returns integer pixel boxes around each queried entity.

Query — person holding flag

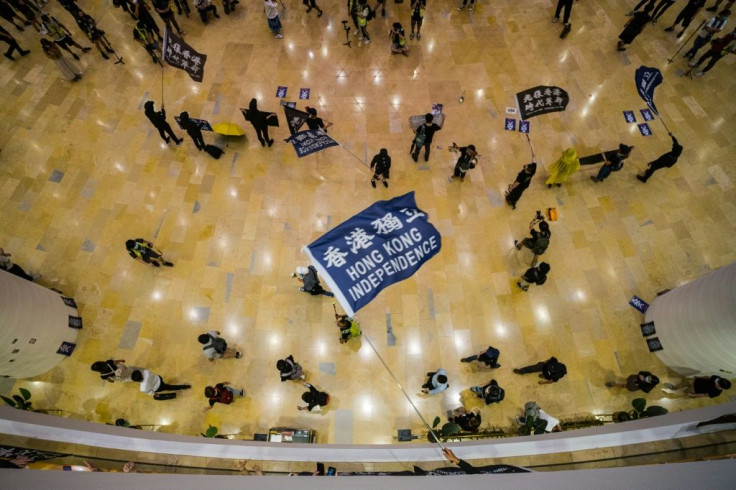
[636,132,683,182]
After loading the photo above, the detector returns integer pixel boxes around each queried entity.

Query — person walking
[457,0,475,12]
[153,0,184,35]
[636,132,683,182]
[357,0,371,43]
[606,371,660,393]
[553,0,575,30]
[370,148,391,188]
[514,212,551,264]
[545,148,580,187]
[144,101,182,145]
[618,4,653,51]
[471,379,505,405]
[517,262,550,291]
[421,369,449,394]
[665,0,706,37]
[0,247,38,280]
[179,111,206,150]
[663,375,732,398]
[303,0,322,17]
[0,0,30,32]
[75,14,115,60]
[689,28,736,75]
[411,113,441,163]
[448,143,478,182]
[244,98,275,147]
[203,382,244,410]
[264,0,283,38]
[277,355,305,381]
[125,238,174,266]
[505,162,537,209]
[513,357,567,384]
[591,144,633,182]
[626,0,657,16]
[132,369,190,400]
[90,359,140,383]
[409,0,425,40]
[684,10,730,59]
[335,313,361,343]
[292,265,335,296]
[706,0,735,12]
[0,25,29,60]
[297,382,330,411]
[198,330,242,361]
[41,14,91,61]
[461,346,501,368]
[42,39,82,81]
[650,0,677,24]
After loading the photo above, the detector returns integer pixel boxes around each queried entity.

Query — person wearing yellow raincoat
[545,148,580,188]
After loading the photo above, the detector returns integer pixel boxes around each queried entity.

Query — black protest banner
[515,86,569,120]
[162,28,207,83]
[283,105,310,135]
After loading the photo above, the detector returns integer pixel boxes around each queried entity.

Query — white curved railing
[1,402,735,463]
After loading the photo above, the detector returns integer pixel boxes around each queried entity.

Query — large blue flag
[304,192,442,316]
[635,66,663,116]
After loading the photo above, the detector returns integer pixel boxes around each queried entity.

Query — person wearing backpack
[409,0,425,40]
[197,330,242,361]
[591,144,633,183]
[606,371,660,393]
[357,0,372,43]
[517,262,550,291]
[292,265,335,297]
[277,355,306,381]
[203,382,244,410]
[461,345,501,368]
[411,113,442,162]
[471,379,505,405]
[514,356,567,384]
[514,213,551,264]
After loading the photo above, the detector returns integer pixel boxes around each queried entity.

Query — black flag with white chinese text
[283,105,310,135]
[162,28,207,83]
[515,86,569,120]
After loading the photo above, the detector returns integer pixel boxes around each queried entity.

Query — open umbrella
[212,122,246,147]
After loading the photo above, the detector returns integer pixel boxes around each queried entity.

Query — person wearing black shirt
[305,107,332,131]
[448,143,477,182]
[514,356,567,384]
[461,346,501,368]
[411,113,441,162]
[688,375,731,398]
[179,111,206,150]
[606,371,660,393]
[244,98,275,147]
[144,101,183,144]
[637,132,683,182]
[370,148,391,188]
[153,0,183,35]
[505,162,537,208]
[591,144,633,182]
[91,359,125,382]
[297,382,329,411]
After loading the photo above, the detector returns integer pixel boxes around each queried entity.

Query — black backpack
[544,359,567,382]
[205,335,227,354]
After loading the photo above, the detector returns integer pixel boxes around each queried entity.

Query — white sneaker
[275,34,283,39]
[354,29,359,36]
[457,6,464,10]
[688,61,697,67]
[364,38,371,43]
[695,71,704,77]
[31,272,41,281]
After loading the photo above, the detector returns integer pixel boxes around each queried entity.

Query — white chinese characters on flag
[304,192,442,316]
[162,28,207,83]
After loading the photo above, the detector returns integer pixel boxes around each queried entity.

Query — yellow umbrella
[212,122,246,147]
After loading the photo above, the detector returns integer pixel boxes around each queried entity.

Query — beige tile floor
[1,0,735,445]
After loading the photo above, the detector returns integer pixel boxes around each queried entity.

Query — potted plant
[1,388,33,411]
[427,416,461,442]
[613,398,668,423]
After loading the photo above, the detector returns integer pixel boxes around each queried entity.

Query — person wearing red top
[204,382,244,410]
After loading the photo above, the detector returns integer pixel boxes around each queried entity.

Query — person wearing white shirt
[131,369,190,400]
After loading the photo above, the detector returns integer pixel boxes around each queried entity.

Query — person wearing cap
[305,107,332,132]
[421,368,449,394]
[370,148,391,187]
[606,371,660,393]
[684,9,730,59]
[448,143,478,182]
[591,144,633,182]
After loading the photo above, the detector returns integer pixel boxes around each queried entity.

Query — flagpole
[525,133,535,162]
[360,331,446,450]
[161,27,167,108]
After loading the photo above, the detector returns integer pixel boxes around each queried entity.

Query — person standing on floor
[245,98,275,147]
[0,25,29,60]
[513,356,567,384]
[75,14,115,60]
[277,355,305,381]
[606,371,660,393]
[0,247,38,280]
[664,375,731,398]
[409,0,425,40]
[370,148,391,188]
[303,0,322,17]
[125,238,174,266]
[421,369,449,394]
[198,330,242,361]
[684,9,730,59]
[505,162,537,209]
[297,382,330,411]
[545,148,580,187]
[335,313,361,343]
[357,0,371,43]
[131,369,191,400]
[0,0,30,32]
[179,111,206,150]
[41,38,82,81]
[41,14,91,61]
[665,0,706,37]
[618,4,653,51]
[265,0,283,38]
[706,0,735,12]
[292,265,335,297]
[689,27,736,75]
[514,212,551,263]
[203,382,244,410]
[636,132,683,182]
[471,379,505,405]
[153,0,184,35]
[457,0,476,12]
[461,346,501,368]
[553,0,574,27]
[411,113,441,163]
[650,0,677,24]
[305,107,332,131]
[448,143,478,182]
[517,262,550,291]
[627,0,657,15]
[131,0,163,41]
[591,144,633,182]
[144,101,183,145]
